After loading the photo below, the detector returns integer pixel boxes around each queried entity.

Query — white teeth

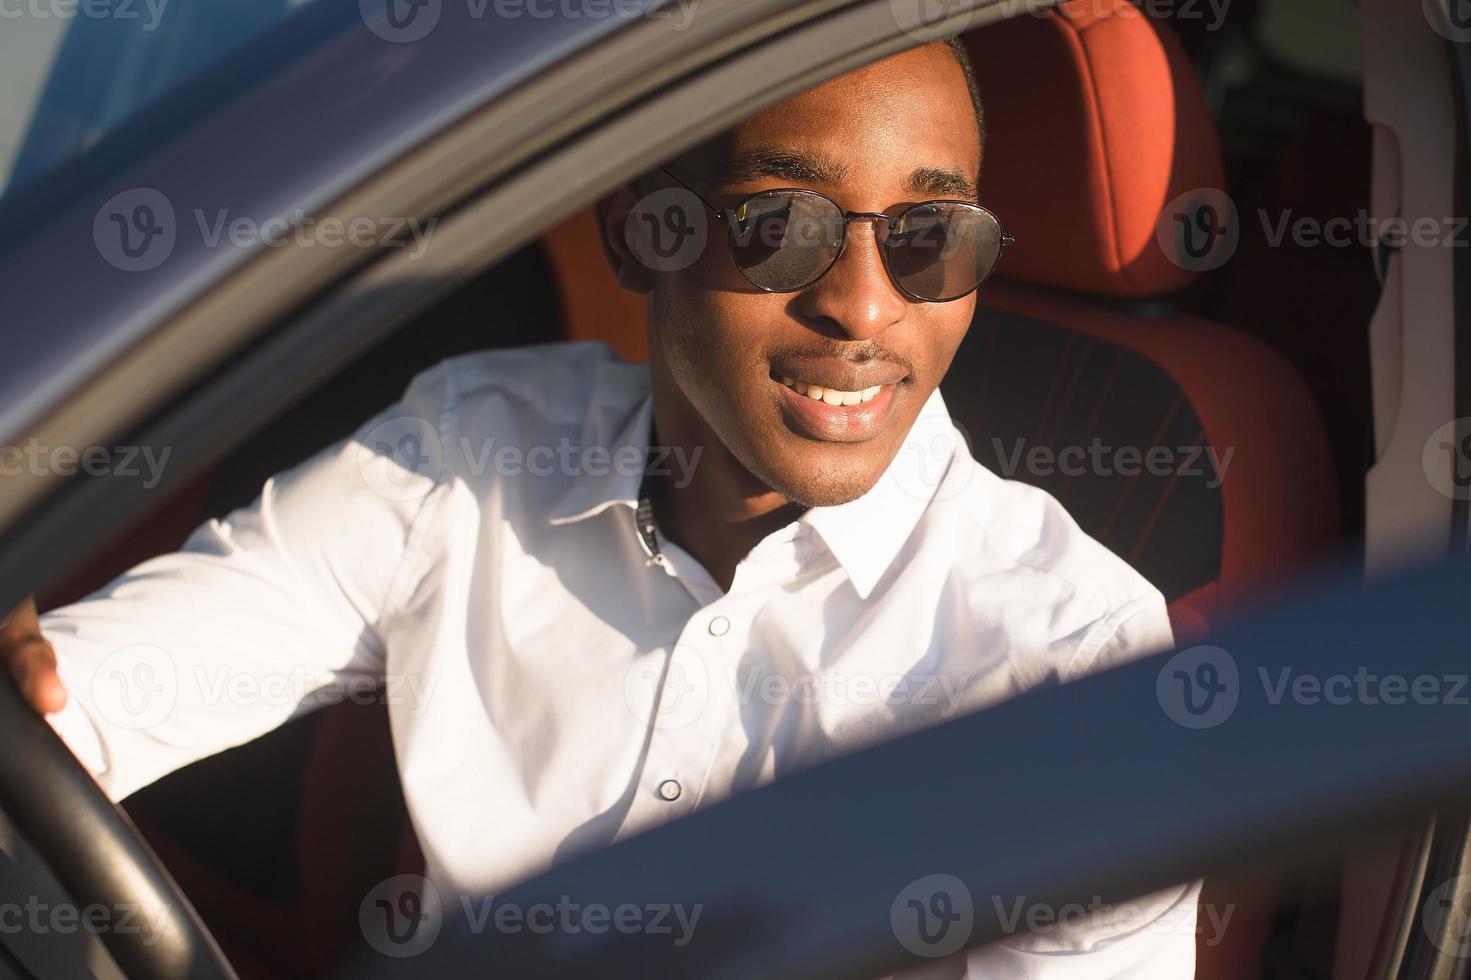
[781,376,809,395]
[777,376,887,405]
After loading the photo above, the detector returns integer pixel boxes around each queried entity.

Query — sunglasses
[659,166,1012,303]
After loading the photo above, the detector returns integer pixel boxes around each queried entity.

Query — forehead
[697,44,981,188]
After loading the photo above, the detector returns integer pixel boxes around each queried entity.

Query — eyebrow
[908,166,980,201]
[712,148,979,203]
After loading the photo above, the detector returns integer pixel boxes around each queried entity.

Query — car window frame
[0,0,1027,613]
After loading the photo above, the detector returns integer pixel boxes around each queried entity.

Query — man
[1,38,1197,977]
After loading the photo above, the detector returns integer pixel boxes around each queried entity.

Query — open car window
[0,0,363,260]
[1,0,321,196]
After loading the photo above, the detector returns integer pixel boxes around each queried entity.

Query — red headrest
[965,0,1225,297]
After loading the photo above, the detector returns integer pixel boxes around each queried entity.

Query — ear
[595,185,654,296]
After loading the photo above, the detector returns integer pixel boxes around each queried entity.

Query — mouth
[775,376,887,406]
[767,361,907,443]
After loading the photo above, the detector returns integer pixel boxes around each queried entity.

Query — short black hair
[942,36,986,163]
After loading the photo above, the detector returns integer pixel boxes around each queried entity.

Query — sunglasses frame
[657,166,1013,303]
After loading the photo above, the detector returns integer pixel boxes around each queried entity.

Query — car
[0,0,1465,976]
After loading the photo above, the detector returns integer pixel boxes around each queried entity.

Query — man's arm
[962,595,1198,978]
[958,880,1201,979]
[3,362,450,801]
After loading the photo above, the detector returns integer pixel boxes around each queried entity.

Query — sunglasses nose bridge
[831,211,893,262]
[842,210,892,238]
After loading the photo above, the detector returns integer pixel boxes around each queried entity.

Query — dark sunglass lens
[886,204,1002,301]
[728,192,842,291]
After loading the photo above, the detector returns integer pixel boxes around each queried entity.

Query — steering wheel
[0,672,238,980]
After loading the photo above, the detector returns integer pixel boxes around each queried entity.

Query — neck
[648,384,803,594]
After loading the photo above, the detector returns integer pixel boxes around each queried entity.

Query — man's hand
[1,598,67,714]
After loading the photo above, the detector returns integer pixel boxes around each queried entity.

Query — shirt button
[708,616,731,637]
[657,779,682,801]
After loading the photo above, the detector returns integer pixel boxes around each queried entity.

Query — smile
[777,376,885,405]
[769,373,901,443]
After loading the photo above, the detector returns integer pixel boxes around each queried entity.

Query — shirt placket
[615,489,810,839]
[616,603,744,839]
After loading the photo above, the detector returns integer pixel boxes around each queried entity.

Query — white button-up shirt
[43,340,1195,977]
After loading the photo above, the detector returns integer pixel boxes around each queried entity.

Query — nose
[792,215,908,342]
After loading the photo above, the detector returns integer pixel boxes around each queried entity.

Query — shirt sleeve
[882,591,1196,979]
[41,362,450,802]
[946,590,1195,978]
[1066,587,1178,681]
[958,880,1201,979]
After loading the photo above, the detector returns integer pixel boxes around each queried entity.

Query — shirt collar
[546,384,654,526]
[548,373,961,600]
[798,385,958,599]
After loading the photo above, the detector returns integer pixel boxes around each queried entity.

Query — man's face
[621,43,982,508]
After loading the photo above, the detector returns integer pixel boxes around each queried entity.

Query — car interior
[11,0,1414,976]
